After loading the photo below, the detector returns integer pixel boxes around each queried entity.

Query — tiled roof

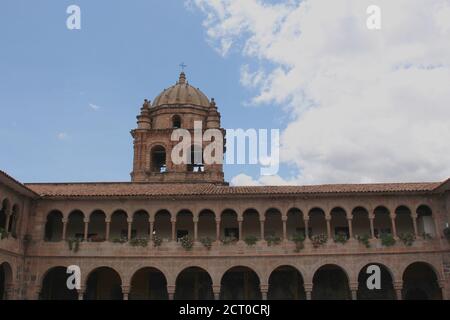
[24,181,442,198]
[0,170,39,197]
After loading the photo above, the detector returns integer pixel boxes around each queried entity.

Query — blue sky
[0,0,290,183]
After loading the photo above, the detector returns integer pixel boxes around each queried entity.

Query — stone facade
[0,73,449,300]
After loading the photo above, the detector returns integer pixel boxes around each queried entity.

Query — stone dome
[152,72,211,108]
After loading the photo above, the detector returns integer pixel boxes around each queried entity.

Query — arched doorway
[40,266,78,300]
[0,262,12,300]
[312,264,350,300]
[175,267,213,300]
[129,267,168,300]
[44,210,63,242]
[265,208,283,240]
[221,209,239,241]
[89,210,106,242]
[154,210,172,241]
[151,146,167,173]
[66,210,84,240]
[85,267,123,300]
[110,210,128,241]
[220,266,261,300]
[268,266,305,300]
[402,262,442,300]
[357,264,395,300]
[242,209,259,240]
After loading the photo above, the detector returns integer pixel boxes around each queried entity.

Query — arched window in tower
[172,115,181,129]
[151,146,167,173]
[188,145,204,173]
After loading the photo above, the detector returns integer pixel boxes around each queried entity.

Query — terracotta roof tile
[23,181,442,198]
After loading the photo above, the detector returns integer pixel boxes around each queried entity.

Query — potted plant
[200,237,213,250]
[130,238,148,247]
[380,233,396,247]
[265,235,281,246]
[356,234,371,248]
[152,235,162,247]
[334,233,349,244]
[399,232,415,246]
[311,234,328,248]
[221,236,237,245]
[291,232,305,252]
[244,235,258,246]
[180,235,194,251]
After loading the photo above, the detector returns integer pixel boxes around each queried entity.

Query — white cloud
[89,103,101,111]
[231,173,294,186]
[193,0,450,185]
[57,132,68,140]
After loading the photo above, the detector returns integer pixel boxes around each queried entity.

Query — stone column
[149,219,154,239]
[390,214,398,239]
[105,218,111,241]
[411,213,419,238]
[304,283,313,300]
[304,218,310,240]
[127,218,133,241]
[215,218,221,242]
[259,218,265,241]
[260,284,269,300]
[394,281,403,300]
[325,216,332,240]
[347,216,353,239]
[122,286,130,300]
[83,218,89,241]
[171,218,177,242]
[439,280,447,300]
[238,217,243,241]
[78,286,85,300]
[213,285,221,300]
[193,217,199,241]
[350,282,358,300]
[62,218,68,241]
[4,211,11,235]
[282,216,288,241]
[369,214,375,238]
[167,285,176,300]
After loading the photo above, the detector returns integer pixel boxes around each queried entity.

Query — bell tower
[130,72,226,184]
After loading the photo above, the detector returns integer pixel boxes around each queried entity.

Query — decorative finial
[179,62,187,72]
[210,98,216,107]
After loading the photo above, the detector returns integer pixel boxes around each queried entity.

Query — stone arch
[416,205,436,237]
[110,210,128,241]
[150,145,167,173]
[8,204,19,238]
[330,207,348,240]
[154,209,172,241]
[220,266,261,300]
[40,266,78,300]
[286,208,305,240]
[132,210,150,239]
[395,205,414,235]
[44,210,63,242]
[402,261,442,300]
[268,265,306,300]
[129,267,168,300]
[221,209,239,240]
[0,262,13,300]
[84,266,123,300]
[242,208,260,240]
[0,198,11,231]
[308,207,327,237]
[198,209,216,240]
[373,206,391,238]
[66,210,84,240]
[357,263,396,300]
[176,209,194,240]
[352,206,371,238]
[312,264,351,300]
[89,210,106,242]
[175,267,214,300]
[265,208,283,239]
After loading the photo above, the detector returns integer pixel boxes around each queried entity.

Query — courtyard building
[1,72,450,300]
